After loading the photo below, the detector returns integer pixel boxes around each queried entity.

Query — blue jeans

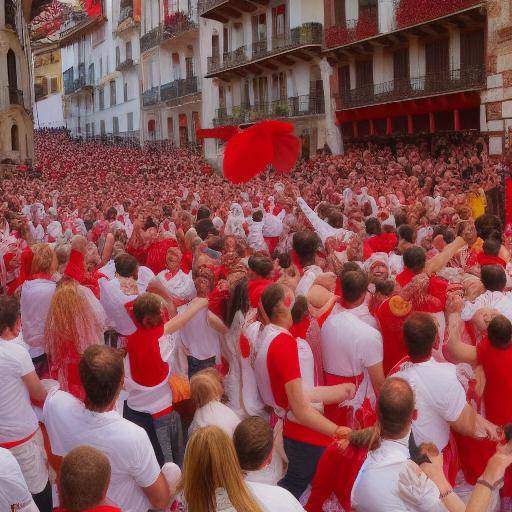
[278,436,325,500]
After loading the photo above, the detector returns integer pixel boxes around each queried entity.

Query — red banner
[85,0,102,17]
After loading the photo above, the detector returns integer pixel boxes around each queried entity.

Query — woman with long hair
[45,276,106,400]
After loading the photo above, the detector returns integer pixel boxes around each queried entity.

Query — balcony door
[355,59,373,103]
[272,4,287,49]
[425,38,449,90]
[461,29,484,82]
[393,48,409,93]
[7,49,18,104]
[253,77,268,109]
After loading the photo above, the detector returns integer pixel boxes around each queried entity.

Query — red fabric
[196,126,238,141]
[145,239,178,274]
[223,121,300,184]
[127,324,169,387]
[290,249,304,275]
[49,342,84,401]
[127,242,147,265]
[442,434,460,487]
[264,236,279,255]
[323,372,363,426]
[181,251,193,273]
[18,246,34,287]
[305,442,368,512]
[506,177,512,227]
[64,249,104,298]
[290,315,310,340]
[362,233,398,261]
[0,429,37,449]
[248,278,273,308]
[477,252,506,268]
[375,298,410,375]
[396,268,448,311]
[267,332,331,446]
[239,333,251,358]
[85,0,102,16]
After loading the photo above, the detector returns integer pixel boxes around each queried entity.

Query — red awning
[335,91,481,124]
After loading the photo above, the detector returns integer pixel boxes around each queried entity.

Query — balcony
[116,58,136,72]
[5,0,16,29]
[325,8,378,49]
[140,26,162,53]
[161,11,198,43]
[334,65,485,111]
[142,87,160,107]
[214,95,325,126]
[206,23,323,77]
[119,0,134,24]
[394,0,482,30]
[34,83,48,102]
[160,77,199,103]
[8,87,24,107]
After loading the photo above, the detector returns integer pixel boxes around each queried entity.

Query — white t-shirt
[43,390,161,512]
[395,358,466,450]
[0,340,39,443]
[0,448,38,512]
[336,302,378,329]
[321,311,383,377]
[246,481,304,511]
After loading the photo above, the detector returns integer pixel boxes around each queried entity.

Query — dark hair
[365,217,381,236]
[342,270,369,304]
[432,226,455,244]
[292,231,319,266]
[248,255,273,278]
[375,279,395,296]
[261,283,285,320]
[252,210,263,223]
[105,207,117,222]
[377,377,415,438]
[475,214,502,241]
[233,417,273,472]
[79,345,124,409]
[195,218,218,240]
[398,224,415,244]
[341,261,361,275]
[226,278,249,327]
[207,235,224,252]
[488,315,512,349]
[0,295,20,335]
[327,210,344,229]
[403,246,426,273]
[481,265,507,292]
[114,253,138,278]
[277,252,291,269]
[403,312,437,360]
[132,293,163,327]
[196,205,211,221]
[483,237,501,257]
[291,295,308,324]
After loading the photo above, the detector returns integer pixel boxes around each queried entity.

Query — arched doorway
[11,124,19,151]
[7,49,18,104]
[147,119,156,140]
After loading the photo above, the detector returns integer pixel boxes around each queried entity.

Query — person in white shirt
[0,447,39,512]
[292,231,323,298]
[0,296,50,511]
[247,210,268,254]
[155,246,196,303]
[43,344,173,512]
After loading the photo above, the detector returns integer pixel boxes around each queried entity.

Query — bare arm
[142,473,171,510]
[307,383,355,405]
[425,236,466,275]
[207,311,228,335]
[449,403,501,441]
[285,378,338,437]
[146,278,178,315]
[100,232,115,266]
[22,372,47,405]
[163,297,208,335]
[446,312,478,366]
[367,362,385,393]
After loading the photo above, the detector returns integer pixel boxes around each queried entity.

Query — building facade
[32,44,64,128]
[0,0,36,167]
[140,0,202,146]
[60,0,141,141]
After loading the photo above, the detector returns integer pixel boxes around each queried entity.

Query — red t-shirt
[267,332,332,447]
[477,338,512,426]
[127,324,169,387]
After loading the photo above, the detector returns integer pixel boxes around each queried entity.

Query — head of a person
[342,270,369,306]
[248,254,273,280]
[292,230,319,267]
[79,345,124,412]
[365,217,381,236]
[182,426,263,512]
[403,246,426,274]
[166,246,182,273]
[114,252,139,279]
[397,224,415,244]
[377,377,415,440]
[403,312,437,361]
[54,242,71,269]
[190,368,224,408]
[193,265,215,297]
[261,283,293,330]
[483,236,501,257]
[475,214,502,241]
[180,211,194,233]
[31,243,56,275]
[481,264,507,292]
[326,209,344,229]
[195,218,218,241]
[0,295,20,339]
[58,446,111,512]
[233,416,273,472]
[132,293,164,329]
[367,257,389,282]
[488,314,512,349]
[252,210,263,223]
[196,205,211,221]
[105,206,117,222]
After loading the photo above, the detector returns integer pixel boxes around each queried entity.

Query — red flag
[85,0,102,17]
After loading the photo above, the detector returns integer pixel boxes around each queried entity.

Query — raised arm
[163,297,208,335]
[445,295,478,366]
[425,236,466,275]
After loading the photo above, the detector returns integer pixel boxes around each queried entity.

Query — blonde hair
[190,369,223,408]
[45,277,104,360]
[31,243,55,275]
[182,426,264,512]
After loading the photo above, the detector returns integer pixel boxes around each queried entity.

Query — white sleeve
[129,428,162,489]
[361,329,383,368]
[13,344,35,377]
[460,298,480,321]
[439,372,467,422]
[296,197,336,244]
[0,449,38,512]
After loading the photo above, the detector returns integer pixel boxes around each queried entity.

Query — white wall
[34,94,64,128]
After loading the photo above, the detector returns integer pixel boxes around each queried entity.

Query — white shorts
[9,429,49,494]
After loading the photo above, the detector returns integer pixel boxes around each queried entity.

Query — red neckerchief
[165,268,179,280]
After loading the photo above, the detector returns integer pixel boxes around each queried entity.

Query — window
[88,63,95,85]
[113,116,119,134]
[99,57,103,78]
[167,117,174,141]
[272,4,286,40]
[10,124,19,151]
[115,46,121,68]
[124,82,128,102]
[185,57,194,79]
[99,87,104,110]
[126,41,132,61]
[50,77,59,93]
[100,120,106,135]
[86,123,90,136]
[109,80,116,106]
[91,122,95,135]
[127,112,134,132]
[172,53,181,80]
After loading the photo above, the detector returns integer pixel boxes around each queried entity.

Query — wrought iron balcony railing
[64,75,94,95]
[119,0,134,24]
[160,77,199,102]
[116,58,135,72]
[198,0,227,15]
[394,0,482,30]
[214,95,325,126]
[34,83,47,102]
[5,0,16,29]
[333,65,485,110]
[140,26,162,53]
[325,8,378,49]
[142,87,160,106]
[8,87,24,107]
[162,11,198,41]
[207,23,323,75]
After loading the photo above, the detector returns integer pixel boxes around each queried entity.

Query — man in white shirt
[0,296,50,511]
[43,345,172,512]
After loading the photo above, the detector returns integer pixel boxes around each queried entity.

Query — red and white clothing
[99,277,137,336]
[43,390,161,512]
[156,268,196,302]
[20,277,57,358]
[461,290,512,322]
[295,265,322,298]
[254,324,331,447]
[246,218,267,254]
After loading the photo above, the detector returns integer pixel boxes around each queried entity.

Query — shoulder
[247,482,303,511]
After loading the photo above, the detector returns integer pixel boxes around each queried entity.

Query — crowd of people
[2,128,512,511]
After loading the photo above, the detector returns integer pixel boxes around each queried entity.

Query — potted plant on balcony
[274,101,289,117]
